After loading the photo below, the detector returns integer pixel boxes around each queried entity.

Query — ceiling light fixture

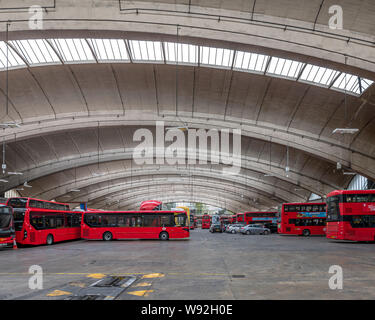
[343,171,356,175]
[70,189,80,192]
[332,128,359,134]
[8,171,23,175]
[0,122,21,128]
[0,179,8,183]
[23,181,32,188]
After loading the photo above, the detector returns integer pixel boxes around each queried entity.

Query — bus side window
[357,195,369,203]
[66,214,72,227]
[56,216,64,228]
[161,215,173,227]
[31,215,44,229]
[117,215,126,227]
[44,215,55,228]
[346,195,354,203]
[143,215,160,227]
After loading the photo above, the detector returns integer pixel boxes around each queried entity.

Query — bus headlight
[23,230,27,239]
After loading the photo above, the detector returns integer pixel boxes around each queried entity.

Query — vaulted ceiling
[0,0,374,211]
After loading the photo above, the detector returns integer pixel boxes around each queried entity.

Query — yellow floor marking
[47,289,72,297]
[142,273,164,279]
[127,290,154,297]
[134,282,152,287]
[86,273,106,279]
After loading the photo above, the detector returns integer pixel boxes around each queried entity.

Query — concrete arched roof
[0,0,374,211]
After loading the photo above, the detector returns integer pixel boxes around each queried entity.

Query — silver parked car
[227,224,244,234]
[240,224,271,235]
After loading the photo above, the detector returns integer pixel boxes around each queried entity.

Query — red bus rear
[278,202,326,236]
[82,210,189,240]
[139,200,163,210]
[7,197,81,246]
[202,214,211,229]
[326,190,375,241]
[220,216,231,224]
[236,213,244,223]
[0,205,15,248]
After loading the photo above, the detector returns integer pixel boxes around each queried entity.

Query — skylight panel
[332,73,361,95]
[299,64,340,86]
[164,42,198,65]
[360,78,374,92]
[266,57,304,79]
[88,39,129,62]
[9,39,60,65]
[0,41,26,69]
[48,38,95,63]
[233,51,269,73]
[200,46,234,68]
[128,40,163,62]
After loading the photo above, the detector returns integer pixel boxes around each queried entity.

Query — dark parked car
[209,224,222,233]
[264,222,278,233]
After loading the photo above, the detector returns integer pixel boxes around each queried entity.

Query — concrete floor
[1,229,375,299]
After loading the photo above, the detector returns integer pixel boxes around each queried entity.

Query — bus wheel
[159,231,169,241]
[46,234,54,245]
[302,229,310,236]
[103,231,113,241]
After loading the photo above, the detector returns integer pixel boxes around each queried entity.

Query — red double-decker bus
[278,202,326,236]
[6,197,81,245]
[244,211,277,224]
[326,190,375,241]
[201,214,211,229]
[244,211,278,232]
[82,210,189,240]
[230,215,237,224]
[0,205,15,248]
